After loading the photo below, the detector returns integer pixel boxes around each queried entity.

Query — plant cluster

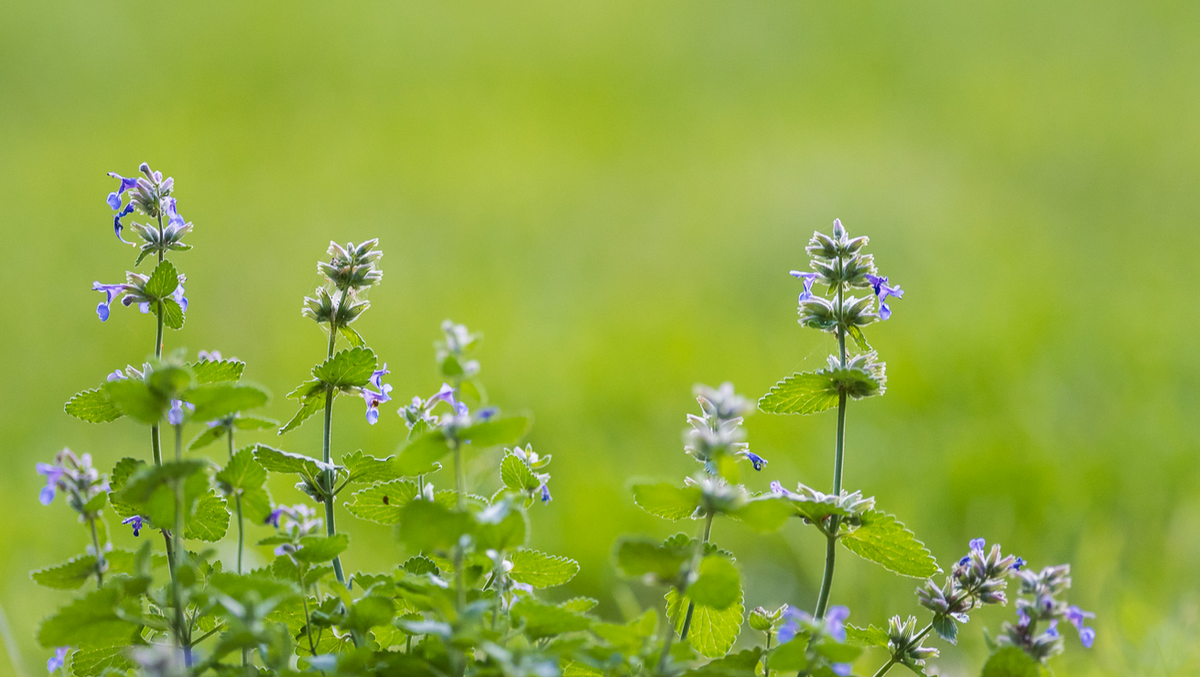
[32,169,1093,677]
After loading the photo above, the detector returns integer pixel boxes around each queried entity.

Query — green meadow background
[2,2,1199,675]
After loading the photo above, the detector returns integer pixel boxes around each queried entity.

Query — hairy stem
[679,512,715,642]
[763,632,772,676]
[322,388,347,586]
[814,280,849,621]
[870,623,931,677]
[88,517,105,588]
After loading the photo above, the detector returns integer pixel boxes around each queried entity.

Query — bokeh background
[2,1,1199,675]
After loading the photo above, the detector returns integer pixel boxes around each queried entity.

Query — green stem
[299,579,317,655]
[679,512,715,642]
[763,632,772,676]
[322,389,347,587]
[452,439,466,612]
[88,517,105,588]
[871,659,896,677]
[814,280,849,621]
[656,616,676,676]
[171,424,191,666]
[870,623,931,677]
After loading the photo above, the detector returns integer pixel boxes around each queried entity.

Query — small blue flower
[790,270,820,302]
[167,399,193,425]
[106,369,125,382]
[1011,556,1026,571]
[265,508,285,528]
[370,363,390,391]
[172,278,188,313]
[777,607,809,644]
[865,274,904,321]
[361,384,393,425]
[47,647,69,674]
[539,482,552,504]
[1045,619,1060,639]
[769,481,800,499]
[112,202,135,245]
[1066,605,1096,648]
[36,462,65,505]
[958,555,970,567]
[477,406,498,421]
[92,282,128,322]
[165,197,186,230]
[825,605,849,643]
[969,537,986,552]
[743,451,767,471]
[122,515,144,537]
[831,664,852,677]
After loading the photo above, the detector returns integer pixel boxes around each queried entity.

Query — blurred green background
[2,1,1198,675]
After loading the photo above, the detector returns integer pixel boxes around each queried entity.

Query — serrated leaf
[215,449,267,493]
[511,597,591,639]
[187,383,270,422]
[344,480,420,525]
[292,534,350,564]
[501,453,541,493]
[931,614,958,645]
[117,459,207,504]
[686,556,740,610]
[398,501,473,553]
[402,556,440,576]
[846,623,891,649]
[252,445,330,480]
[981,647,1046,677]
[36,586,142,648]
[234,416,277,430]
[160,298,184,330]
[344,596,396,634]
[280,393,324,434]
[394,432,451,476]
[758,372,839,415]
[840,510,938,578]
[64,388,123,424]
[342,450,401,484]
[145,260,180,298]
[681,649,764,677]
[474,501,527,552]
[615,538,690,583]
[558,597,599,614]
[191,359,246,384]
[313,347,377,388]
[107,458,142,519]
[632,483,702,521]
[104,379,166,425]
[509,549,580,588]
[666,588,744,658]
[71,645,135,677]
[186,492,230,541]
[188,425,226,451]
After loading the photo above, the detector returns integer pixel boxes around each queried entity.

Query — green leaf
[845,624,891,649]
[339,325,366,348]
[253,444,330,480]
[117,459,207,504]
[981,648,1046,677]
[70,645,135,677]
[117,460,230,541]
[931,614,958,645]
[104,379,166,425]
[191,359,246,384]
[558,597,599,614]
[511,597,592,639]
[160,298,184,330]
[107,458,142,519]
[186,492,231,542]
[280,392,324,434]
[473,501,528,552]
[665,588,744,658]
[758,372,839,415]
[509,549,580,588]
[187,383,270,421]
[459,416,529,447]
[768,638,810,672]
[632,482,702,521]
[234,416,278,430]
[342,450,402,484]
[500,453,541,493]
[402,556,440,576]
[64,388,123,424]
[293,534,350,564]
[145,260,180,298]
[686,556,741,611]
[615,538,689,583]
[215,449,267,493]
[731,496,795,532]
[344,596,396,634]
[840,510,939,578]
[681,649,764,677]
[398,501,473,553]
[208,571,299,606]
[815,639,862,664]
[31,555,104,590]
[188,424,227,451]
[394,432,450,477]
[36,586,142,648]
[344,480,420,525]
[313,347,377,388]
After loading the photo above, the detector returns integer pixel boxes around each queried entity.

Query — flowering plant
[31,171,1092,677]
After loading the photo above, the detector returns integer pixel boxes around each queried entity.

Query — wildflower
[36,462,66,505]
[790,270,820,301]
[539,482,552,504]
[1066,605,1096,648]
[865,273,903,320]
[197,350,222,362]
[361,384,393,425]
[47,647,69,673]
[92,282,130,321]
[743,451,768,471]
[1012,557,1027,571]
[825,606,849,642]
[167,399,193,425]
[370,363,390,391]
[122,515,145,537]
[35,450,105,512]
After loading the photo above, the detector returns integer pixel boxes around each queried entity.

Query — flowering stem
[322,308,349,588]
[762,632,772,676]
[679,512,715,642]
[171,424,191,667]
[870,624,931,677]
[814,280,850,621]
[871,659,896,677]
[88,517,105,588]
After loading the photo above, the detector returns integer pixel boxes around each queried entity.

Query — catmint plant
[30,185,1092,677]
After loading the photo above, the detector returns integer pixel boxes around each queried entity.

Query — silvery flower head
[301,287,369,326]
[999,563,1092,658]
[887,615,939,668]
[107,163,175,242]
[694,382,754,422]
[805,219,870,262]
[684,474,747,516]
[318,239,383,291]
[819,351,888,400]
[953,538,1019,604]
[92,271,187,322]
[36,449,106,513]
[127,197,193,265]
[770,481,875,526]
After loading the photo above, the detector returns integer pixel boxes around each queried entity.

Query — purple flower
[112,202,135,244]
[969,537,986,552]
[167,399,193,425]
[477,406,498,421]
[1066,605,1096,648]
[122,515,144,537]
[165,197,186,230]
[36,463,65,505]
[361,383,393,425]
[106,369,126,382]
[777,607,809,644]
[743,451,767,471]
[539,482,552,504]
[769,481,800,499]
[172,277,188,313]
[825,605,849,642]
[1045,619,1060,639]
[370,363,390,391]
[831,664,852,677]
[47,647,69,673]
[197,350,222,362]
[865,274,904,321]
[1011,556,1026,571]
[265,508,286,528]
[92,282,128,322]
[790,270,820,302]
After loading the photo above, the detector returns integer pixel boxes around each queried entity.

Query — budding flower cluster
[302,239,382,329]
[887,615,939,669]
[995,564,1095,662]
[35,449,107,513]
[436,320,482,382]
[769,481,875,530]
[92,271,188,322]
[684,382,765,472]
[918,539,1019,633]
[265,504,324,556]
[792,219,903,336]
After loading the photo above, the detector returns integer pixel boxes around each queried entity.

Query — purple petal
[39,484,56,506]
[106,192,122,210]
